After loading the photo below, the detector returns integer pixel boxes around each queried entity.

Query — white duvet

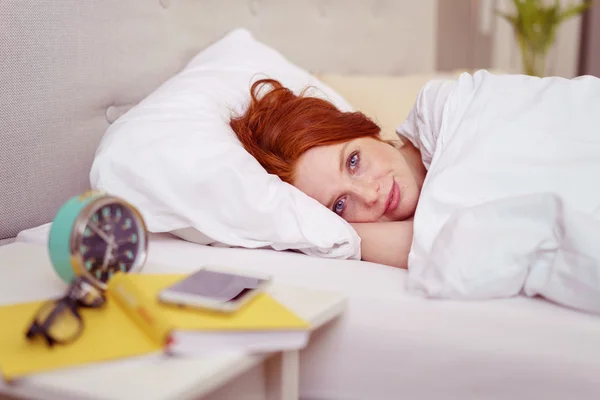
[398,70,600,315]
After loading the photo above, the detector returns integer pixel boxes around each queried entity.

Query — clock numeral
[123,218,132,230]
[102,207,111,219]
[84,227,92,238]
[116,208,122,221]
[119,262,127,271]
[125,250,134,260]
[131,233,138,244]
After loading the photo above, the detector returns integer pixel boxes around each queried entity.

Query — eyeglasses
[25,276,106,347]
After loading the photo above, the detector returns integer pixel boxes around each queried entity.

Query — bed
[15,224,600,400]
[2,1,600,399]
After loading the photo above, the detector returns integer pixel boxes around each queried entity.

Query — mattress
[16,224,600,400]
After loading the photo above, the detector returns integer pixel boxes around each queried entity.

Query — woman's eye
[348,152,360,171]
[333,198,346,215]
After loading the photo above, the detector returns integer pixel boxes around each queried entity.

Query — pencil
[107,272,174,347]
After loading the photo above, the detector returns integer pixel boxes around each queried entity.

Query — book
[0,273,310,380]
[109,272,310,356]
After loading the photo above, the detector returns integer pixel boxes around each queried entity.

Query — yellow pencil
[107,272,174,347]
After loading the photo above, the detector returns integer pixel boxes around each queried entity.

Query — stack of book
[0,273,310,381]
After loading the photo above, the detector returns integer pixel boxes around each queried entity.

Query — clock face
[78,202,145,284]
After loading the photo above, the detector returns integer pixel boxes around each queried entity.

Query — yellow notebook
[0,273,309,381]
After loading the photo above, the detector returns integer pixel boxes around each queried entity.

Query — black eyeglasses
[25,276,106,347]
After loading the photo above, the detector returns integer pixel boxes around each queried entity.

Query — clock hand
[100,243,112,273]
[101,239,120,273]
[88,222,112,244]
[108,233,117,247]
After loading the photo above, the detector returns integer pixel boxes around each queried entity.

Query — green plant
[497,0,592,76]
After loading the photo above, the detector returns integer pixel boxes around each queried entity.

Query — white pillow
[90,28,361,259]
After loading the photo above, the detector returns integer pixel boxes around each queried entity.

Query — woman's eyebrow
[327,142,353,210]
[326,178,340,210]
[338,142,351,174]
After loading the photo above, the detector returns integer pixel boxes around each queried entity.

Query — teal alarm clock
[48,191,149,290]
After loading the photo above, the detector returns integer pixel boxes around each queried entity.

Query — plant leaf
[495,10,519,26]
[558,2,592,23]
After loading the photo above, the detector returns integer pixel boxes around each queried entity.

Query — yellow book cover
[0,273,309,381]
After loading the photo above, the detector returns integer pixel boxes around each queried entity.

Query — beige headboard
[0,0,438,244]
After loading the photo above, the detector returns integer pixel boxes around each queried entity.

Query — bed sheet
[16,224,600,400]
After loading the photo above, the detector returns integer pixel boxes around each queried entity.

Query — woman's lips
[385,180,400,216]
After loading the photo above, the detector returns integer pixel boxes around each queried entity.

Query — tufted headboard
[0,0,441,243]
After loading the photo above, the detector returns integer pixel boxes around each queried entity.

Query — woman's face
[293,137,426,223]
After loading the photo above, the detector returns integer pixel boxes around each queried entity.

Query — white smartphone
[158,267,271,313]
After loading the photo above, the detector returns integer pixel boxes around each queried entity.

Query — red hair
[230,78,381,183]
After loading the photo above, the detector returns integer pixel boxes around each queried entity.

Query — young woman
[229,78,445,268]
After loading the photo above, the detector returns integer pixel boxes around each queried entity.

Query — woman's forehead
[295,144,340,178]
[293,143,345,201]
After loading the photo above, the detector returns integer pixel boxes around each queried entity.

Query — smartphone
[158,267,271,312]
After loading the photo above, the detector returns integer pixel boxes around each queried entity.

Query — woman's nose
[355,180,380,206]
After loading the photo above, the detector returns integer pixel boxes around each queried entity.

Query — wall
[436,0,493,71]
[579,0,600,76]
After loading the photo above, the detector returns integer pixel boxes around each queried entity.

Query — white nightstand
[0,243,346,400]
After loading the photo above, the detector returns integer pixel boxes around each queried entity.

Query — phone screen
[165,269,267,303]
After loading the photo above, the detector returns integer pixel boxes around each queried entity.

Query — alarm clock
[48,191,149,290]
